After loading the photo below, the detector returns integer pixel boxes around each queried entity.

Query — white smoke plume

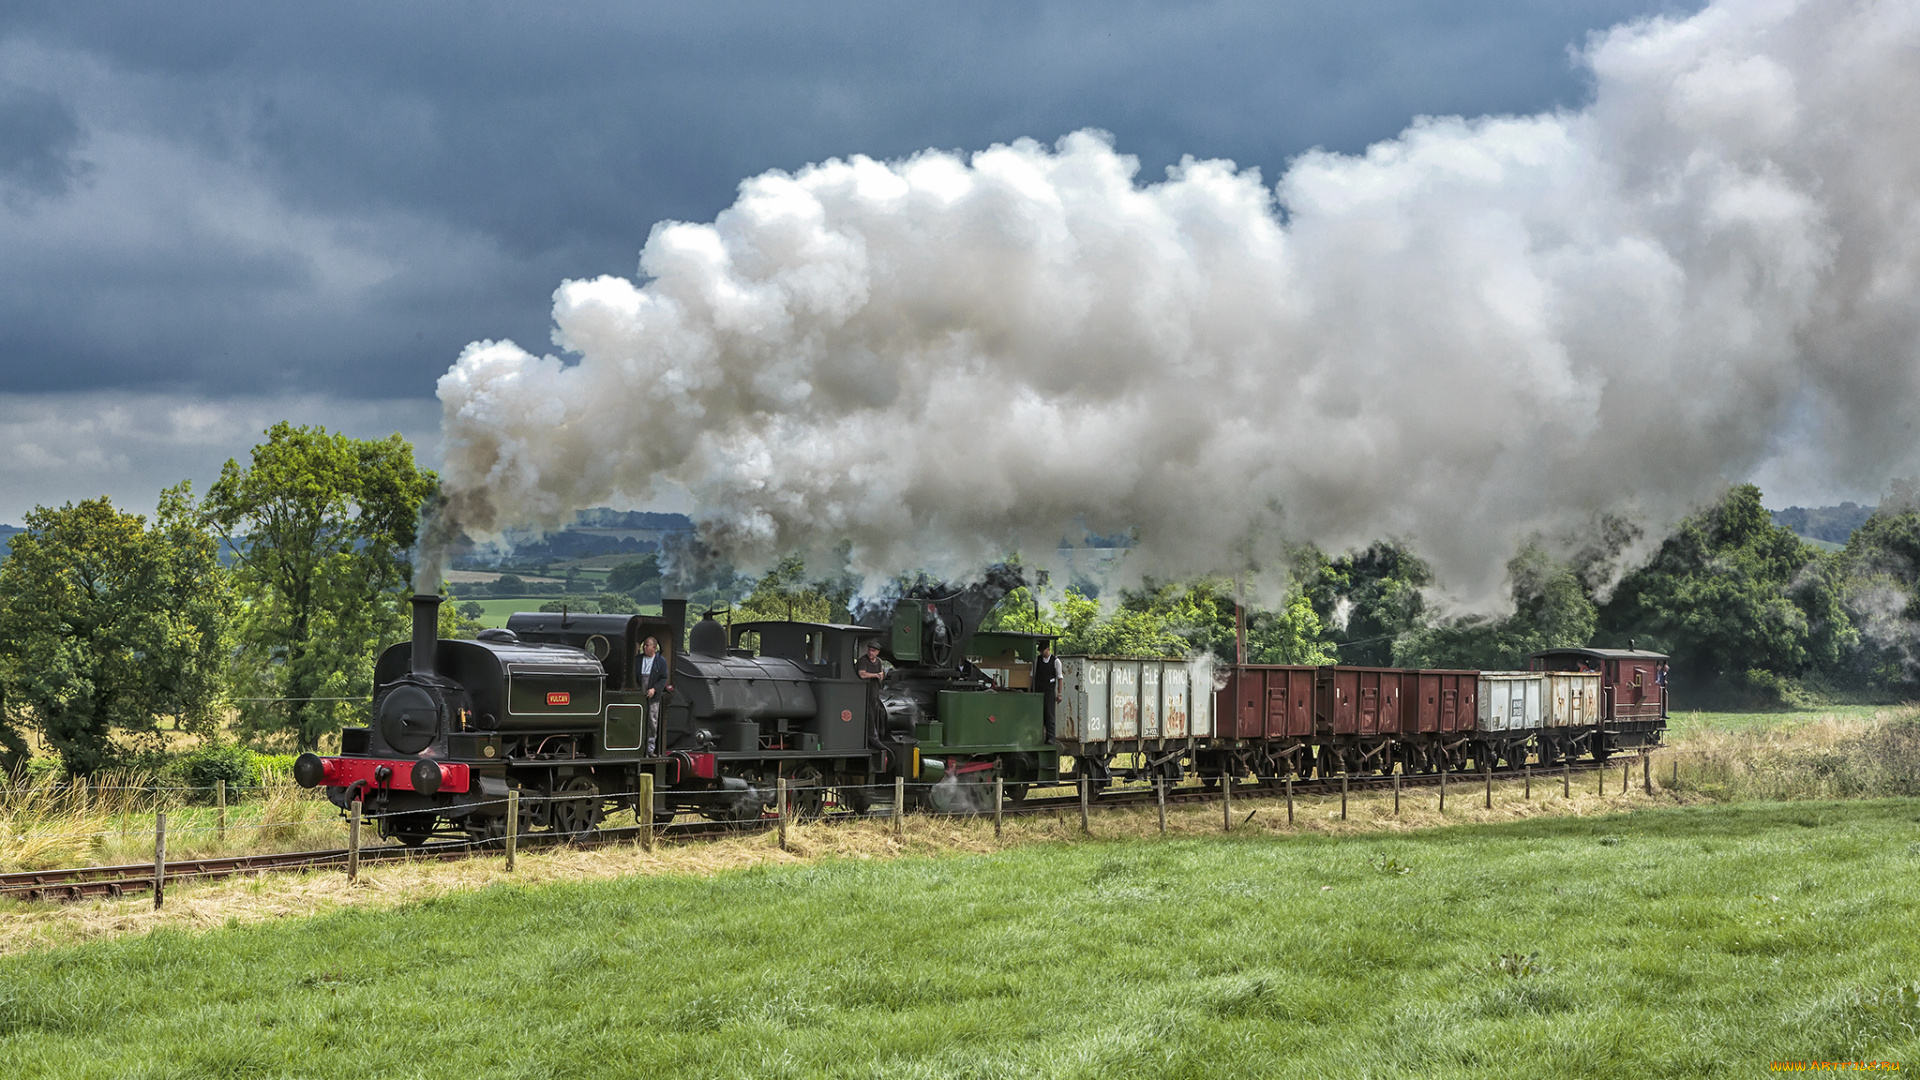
[436,0,1920,605]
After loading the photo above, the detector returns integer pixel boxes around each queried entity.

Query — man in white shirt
[636,636,670,754]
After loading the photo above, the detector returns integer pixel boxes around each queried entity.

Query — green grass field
[3,799,1918,1078]
[1667,704,1893,739]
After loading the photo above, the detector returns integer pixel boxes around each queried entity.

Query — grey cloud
[0,391,441,524]
[0,1,1699,400]
[0,81,88,199]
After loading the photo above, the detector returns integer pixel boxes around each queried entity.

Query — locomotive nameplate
[505,667,604,717]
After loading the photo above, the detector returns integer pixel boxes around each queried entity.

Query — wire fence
[6,733,1917,889]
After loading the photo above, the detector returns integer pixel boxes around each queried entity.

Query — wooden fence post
[1622,759,1631,794]
[216,779,227,841]
[153,811,167,911]
[777,776,789,852]
[1643,755,1652,795]
[347,799,362,883]
[1221,772,1232,833]
[1155,778,1165,835]
[1393,769,1400,816]
[505,790,519,872]
[1523,766,1530,800]
[995,777,1005,839]
[894,776,905,836]
[1562,760,1571,799]
[1340,774,1348,821]
[1286,775,1295,826]
[1078,776,1090,835]
[1439,763,1446,814]
[1484,762,1492,810]
[638,773,655,852]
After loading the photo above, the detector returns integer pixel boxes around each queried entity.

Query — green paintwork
[936,690,1043,750]
[970,632,1048,663]
[890,601,921,662]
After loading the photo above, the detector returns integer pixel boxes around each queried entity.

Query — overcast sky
[0,0,1735,525]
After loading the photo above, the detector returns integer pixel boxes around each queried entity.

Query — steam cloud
[436,0,1920,605]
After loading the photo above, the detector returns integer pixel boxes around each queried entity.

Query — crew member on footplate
[636,636,671,754]
[856,640,887,745]
[1032,639,1062,744]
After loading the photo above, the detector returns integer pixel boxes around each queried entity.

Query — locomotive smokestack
[411,594,442,675]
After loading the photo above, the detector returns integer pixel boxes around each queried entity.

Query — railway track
[1,754,1644,903]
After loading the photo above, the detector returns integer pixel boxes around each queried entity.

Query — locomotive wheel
[788,768,827,821]
[549,776,603,838]
[383,812,437,848]
[836,783,875,815]
[464,816,509,848]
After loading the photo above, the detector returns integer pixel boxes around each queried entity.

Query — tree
[731,554,836,624]
[1395,544,1596,670]
[981,577,1335,663]
[0,489,230,773]
[203,424,438,750]
[608,555,663,603]
[1304,541,1433,666]
[1597,484,1824,701]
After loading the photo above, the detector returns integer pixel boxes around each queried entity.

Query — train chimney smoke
[411,594,442,676]
[433,0,1920,607]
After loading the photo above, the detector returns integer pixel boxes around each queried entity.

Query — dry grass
[0,769,344,872]
[0,770,1668,957]
[1662,705,1920,801]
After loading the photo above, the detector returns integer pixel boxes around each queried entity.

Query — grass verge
[2,799,1918,1077]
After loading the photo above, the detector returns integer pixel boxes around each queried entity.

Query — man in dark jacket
[636,636,671,754]
[1032,639,1062,744]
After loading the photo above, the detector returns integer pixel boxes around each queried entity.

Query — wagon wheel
[549,776,603,838]
[383,812,437,848]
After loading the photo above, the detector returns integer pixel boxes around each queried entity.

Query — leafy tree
[491,574,526,596]
[1304,541,1433,666]
[536,593,641,616]
[981,578,1335,663]
[203,424,438,750]
[731,555,836,624]
[608,555,662,596]
[457,600,486,621]
[1597,484,1824,701]
[1245,593,1338,665]
[1803,493,1920,692]
[1395,544,1596,670]
[0,489,231,773]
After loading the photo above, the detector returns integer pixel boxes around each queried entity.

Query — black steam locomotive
[293,573,1061,843]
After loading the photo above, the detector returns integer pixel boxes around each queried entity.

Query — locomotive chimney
[411,593,442,675]
[662,596,688,654]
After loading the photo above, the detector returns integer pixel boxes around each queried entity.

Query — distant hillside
[456,508,694,568]
[0,524,18,561]
[1771,502,1876,545]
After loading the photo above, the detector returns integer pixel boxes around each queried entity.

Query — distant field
[458,597,662,628]
[3,800,1917,1076]
[1667,703,1899,739]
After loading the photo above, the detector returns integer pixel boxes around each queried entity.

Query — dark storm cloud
[0,81,88,198]
[0,0,1701,400]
